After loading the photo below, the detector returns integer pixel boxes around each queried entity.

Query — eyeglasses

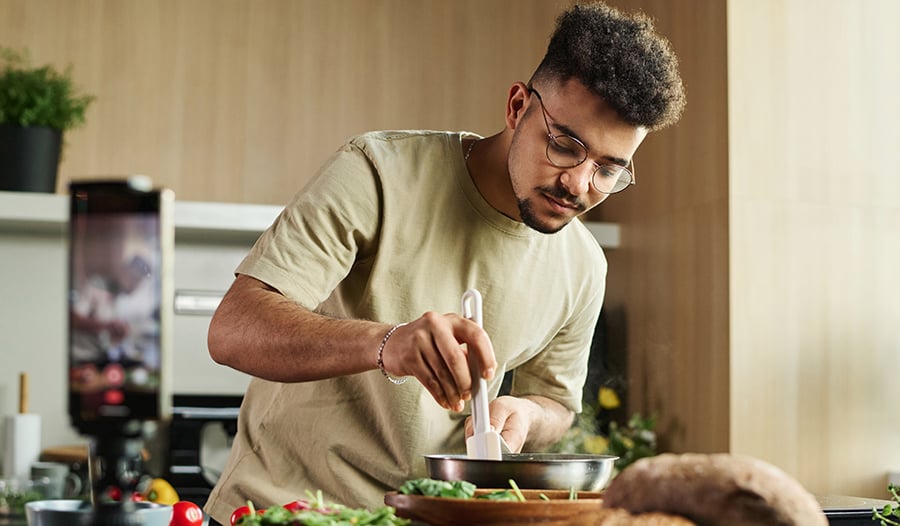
[528,88,635,194]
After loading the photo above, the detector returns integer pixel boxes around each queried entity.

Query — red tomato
[170,500,203,526]
[108,487,122,501]
[283,500,311,512]
[229,506,264,526]
[229,506,250,526]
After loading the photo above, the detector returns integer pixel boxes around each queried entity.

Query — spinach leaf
[476,490,519,501]
[398,478,476,499]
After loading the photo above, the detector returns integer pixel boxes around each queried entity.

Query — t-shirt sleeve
[236,142,380,309]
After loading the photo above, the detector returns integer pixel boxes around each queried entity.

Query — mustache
[539,184,587,212]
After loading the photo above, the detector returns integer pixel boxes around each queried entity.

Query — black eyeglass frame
[528,87,636,195]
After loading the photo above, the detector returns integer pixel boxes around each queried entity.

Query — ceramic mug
[30,462,82,500]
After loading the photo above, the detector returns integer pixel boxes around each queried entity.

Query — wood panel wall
[0,0,571,203]
[595,0,731,454]
[728,0,900,498]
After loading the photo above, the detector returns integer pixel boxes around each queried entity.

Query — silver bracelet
[376,323,408,385]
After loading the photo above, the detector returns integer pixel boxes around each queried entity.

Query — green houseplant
[873,483,899,525]
[0,47,95,192]
[545,385,658,474]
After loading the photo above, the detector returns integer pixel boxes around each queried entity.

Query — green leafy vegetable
[260,505,294,523]
[507,479,526,502]
[397,477,581,504]
[234,499,408,525]
[398,478,476,499]
[476,490,519,501]
[873,484,900,525]
[0,489,44,515]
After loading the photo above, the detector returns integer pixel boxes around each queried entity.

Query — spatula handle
[461,289,490,435]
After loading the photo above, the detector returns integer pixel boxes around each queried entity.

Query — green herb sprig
[507,479,526,502]
[873,484,900,525]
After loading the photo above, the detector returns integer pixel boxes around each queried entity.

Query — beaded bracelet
[376,323,408,385]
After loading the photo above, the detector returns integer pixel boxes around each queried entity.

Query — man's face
[507,79,648,234]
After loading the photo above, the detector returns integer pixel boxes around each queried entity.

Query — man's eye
[597,165,624,179]
[549,137,583,158]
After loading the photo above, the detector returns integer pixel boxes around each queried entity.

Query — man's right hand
[378,313,498,412]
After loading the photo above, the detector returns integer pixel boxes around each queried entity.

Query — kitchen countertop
[817,494,892,525]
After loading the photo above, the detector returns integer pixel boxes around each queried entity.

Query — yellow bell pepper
[143,478,179,505]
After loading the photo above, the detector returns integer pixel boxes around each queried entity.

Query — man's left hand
[463,395,574,452]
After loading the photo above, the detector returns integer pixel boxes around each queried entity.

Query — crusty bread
[601,453,828,526]
[593,508,699,525]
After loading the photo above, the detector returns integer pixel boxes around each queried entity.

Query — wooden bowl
[384,489,607,526]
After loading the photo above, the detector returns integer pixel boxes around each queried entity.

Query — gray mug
[30,462,82,499]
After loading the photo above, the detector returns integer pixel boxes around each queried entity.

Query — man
[204,2,685,522]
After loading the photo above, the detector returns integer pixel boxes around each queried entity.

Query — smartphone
[67,178,174,434]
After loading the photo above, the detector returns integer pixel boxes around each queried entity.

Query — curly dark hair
[530,2,686,131]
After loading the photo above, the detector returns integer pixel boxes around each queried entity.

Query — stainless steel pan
[425,453,617,491]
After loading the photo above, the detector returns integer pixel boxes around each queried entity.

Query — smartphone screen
[68,179,173,433]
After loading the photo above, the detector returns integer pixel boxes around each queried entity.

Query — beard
[518,197,563,234]
[516,185,585,234]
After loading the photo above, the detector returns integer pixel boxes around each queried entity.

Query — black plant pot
[0,124,63,193]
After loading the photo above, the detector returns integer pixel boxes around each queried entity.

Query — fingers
[490,398,527,452]
[386,311,498,412]
[461,321,497,380]
[424,322,470,411]
[438,310,497,381]
[464,398,527,453]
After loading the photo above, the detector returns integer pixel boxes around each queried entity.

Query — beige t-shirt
[205,130,606,519]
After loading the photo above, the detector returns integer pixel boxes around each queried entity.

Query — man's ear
[505,82,531,130]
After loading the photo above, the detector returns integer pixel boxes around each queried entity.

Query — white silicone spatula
[461,289,503,461]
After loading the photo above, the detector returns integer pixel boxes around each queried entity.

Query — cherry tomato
[107,487,122,501]
[171,501,204,526]
[229,506,263,526]
[229,506,250,526]
[283,500,311,512]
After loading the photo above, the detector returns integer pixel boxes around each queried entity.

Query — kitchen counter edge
[0,190,620,248]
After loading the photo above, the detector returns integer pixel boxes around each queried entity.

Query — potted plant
[0,47,95,193]
[545,385,658,474]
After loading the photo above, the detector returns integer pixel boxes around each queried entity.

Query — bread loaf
[602,453,827,526]
[594,509,698,525]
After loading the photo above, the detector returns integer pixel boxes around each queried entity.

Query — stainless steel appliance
[164,394,242,507]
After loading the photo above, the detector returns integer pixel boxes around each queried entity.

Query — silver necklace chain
[464,138,480,161]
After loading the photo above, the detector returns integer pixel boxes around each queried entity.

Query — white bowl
[25,499,172,526]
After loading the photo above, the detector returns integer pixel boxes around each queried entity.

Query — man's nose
[559,163,594,196]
